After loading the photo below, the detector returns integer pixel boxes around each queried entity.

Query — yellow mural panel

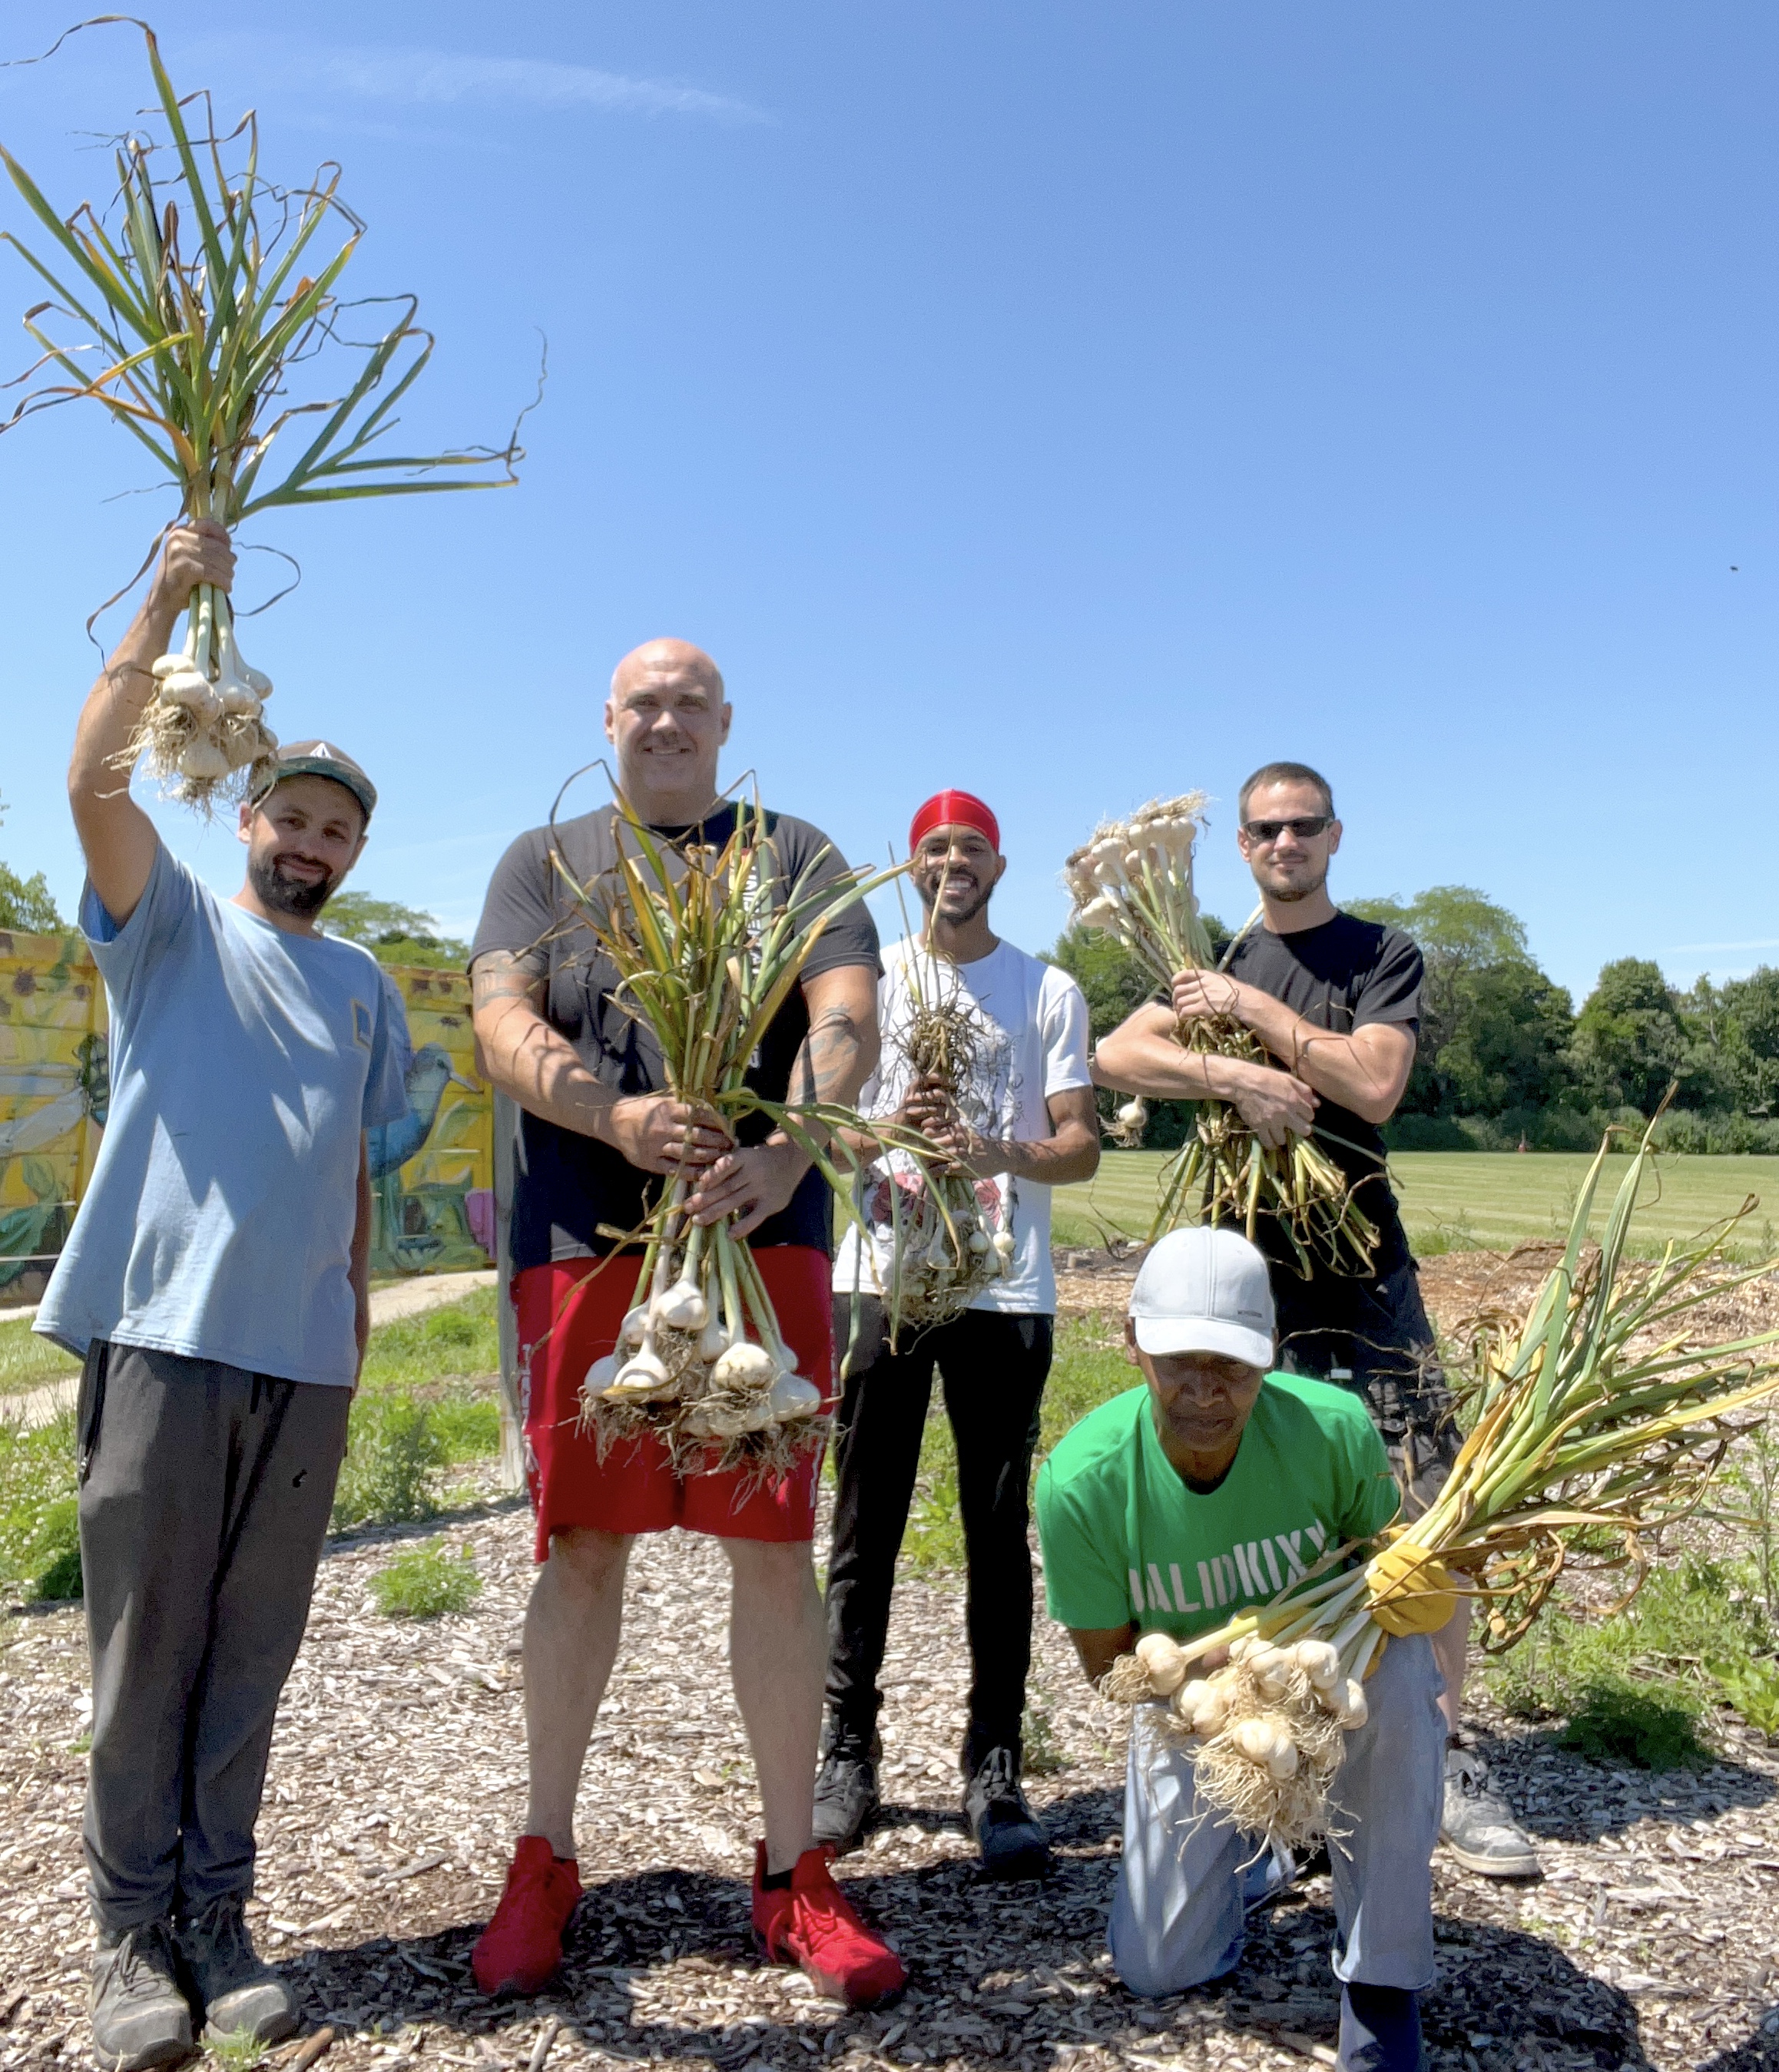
[0,934,494,1301]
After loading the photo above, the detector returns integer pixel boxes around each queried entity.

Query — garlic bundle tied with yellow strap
[1099,1117,1779,1849]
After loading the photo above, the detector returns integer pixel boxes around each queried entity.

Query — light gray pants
[1108,1630,1445,1998]
[77,1341,351,1932]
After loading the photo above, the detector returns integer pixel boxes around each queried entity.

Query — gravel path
[5,1465,1779,2072]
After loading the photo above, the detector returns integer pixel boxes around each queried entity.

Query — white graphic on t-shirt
[1127,1519,1332,1620]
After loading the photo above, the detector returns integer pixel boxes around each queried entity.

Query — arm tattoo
[791,1004,865,1107]
[472,948,548,1017]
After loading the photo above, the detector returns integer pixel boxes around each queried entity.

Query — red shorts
[512,1245,833,1560]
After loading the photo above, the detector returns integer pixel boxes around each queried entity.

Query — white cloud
[296,44,765,125]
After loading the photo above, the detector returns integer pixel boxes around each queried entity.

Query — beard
[1258,860,1328,905]
[249,850,341,918]
[919,873,994,928]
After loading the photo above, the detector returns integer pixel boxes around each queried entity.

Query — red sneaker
[472,1835,583,1996]
[751,1842,906,2009]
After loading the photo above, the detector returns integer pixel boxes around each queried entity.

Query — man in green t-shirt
[1036,1227,1444,2072]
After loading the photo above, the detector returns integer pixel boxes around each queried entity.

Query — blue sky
[2,2,1774,1003]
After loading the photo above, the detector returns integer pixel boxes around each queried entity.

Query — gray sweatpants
[77,1341,351,1931]
[1108,1631,1446,1998]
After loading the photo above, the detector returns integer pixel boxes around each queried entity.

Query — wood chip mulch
[5,1249,1779,2072]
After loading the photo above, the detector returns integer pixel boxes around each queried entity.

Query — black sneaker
[962,1746,1051,1881]
[174,1892,296,2045]
[813,1726,882,1855]
[90,1919,194,2072]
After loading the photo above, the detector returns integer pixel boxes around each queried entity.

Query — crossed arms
[1092,969,1415,1147]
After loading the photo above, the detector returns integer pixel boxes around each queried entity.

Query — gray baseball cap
[251,738,378,823]
[1129,1226,1275,1369]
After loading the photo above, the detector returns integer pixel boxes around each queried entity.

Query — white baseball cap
[1128,1226,1275,1369]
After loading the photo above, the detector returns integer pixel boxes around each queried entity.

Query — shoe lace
[792,1877,874,1963]
[114,1921,177,1996]
[184,1891,254,1975]
[974,1746,1026,1812]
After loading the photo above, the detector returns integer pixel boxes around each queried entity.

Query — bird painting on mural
[368,1043,478,1180]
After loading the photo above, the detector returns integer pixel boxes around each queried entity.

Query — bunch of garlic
[1062,792,1209,932]
[1128,1628,1368,1751]
[894,1184,1016,1321]
[149,607,276,784]
[583,1249,824,1442]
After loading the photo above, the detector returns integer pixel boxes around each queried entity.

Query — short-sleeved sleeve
[469,829,555,971]
[80,842,194,1007]
[1036,1459,1135,1632]
[773,820,881,982]
[363,969,413,1131]
[1039,968,1093,1099]
[1335,1406,1403,1543]
[1352,928,1423,1033]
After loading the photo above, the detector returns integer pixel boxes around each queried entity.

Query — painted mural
[0,930,494,1302]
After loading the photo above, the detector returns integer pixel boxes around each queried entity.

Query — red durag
[908,789,1000,855]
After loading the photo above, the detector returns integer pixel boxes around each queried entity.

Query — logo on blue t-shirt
[351,998,373,1049]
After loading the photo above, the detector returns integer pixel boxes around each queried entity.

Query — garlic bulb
[1330,1678,1369,1729]
[711,1342,777,1392]
[654,1279,708,1332]
[1135,1632,1188,1697]
[1188,1681,1232,1736]
[585,1353,618,1394]
[619,1306,650,1348]
[1233,1715,1300,1780]
[1292,1640,1341,1688]
[991,1230,1016,1262]
[605,1347,674,1400]
[177,736,230,780]
[767,1371,823,1422]
[967,1226,990,1255]
[697,1316,730,1362]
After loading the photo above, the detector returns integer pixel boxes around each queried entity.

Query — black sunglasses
[1243,816,1332,844]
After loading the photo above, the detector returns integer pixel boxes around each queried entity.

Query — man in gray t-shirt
[38,521,406,2071]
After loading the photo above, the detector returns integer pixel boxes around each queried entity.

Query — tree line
[1049,885,1779,1156]
[5,837,1773,1157]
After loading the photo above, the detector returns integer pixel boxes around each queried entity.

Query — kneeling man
[1035,1228,1443,2072]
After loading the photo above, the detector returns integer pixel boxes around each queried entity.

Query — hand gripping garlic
[1134,1631,1189,1697]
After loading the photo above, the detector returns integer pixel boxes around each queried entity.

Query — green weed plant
[0,1410,81,1600]
[370,1541,481,1620]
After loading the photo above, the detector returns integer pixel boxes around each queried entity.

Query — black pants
[78,1341,351,1930]
[823,1296,1053,1765]
[1272,1258,1459,1510]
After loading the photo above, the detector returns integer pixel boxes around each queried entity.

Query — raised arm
[70,521,234,926]
[1171,971,1414,1127]
[1092,1001,1320,1149]
[469,947,730,1176]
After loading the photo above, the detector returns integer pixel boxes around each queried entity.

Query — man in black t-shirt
[465,638,906,2009]
[1095,760,1540,1882]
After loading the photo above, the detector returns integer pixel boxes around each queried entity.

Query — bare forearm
[71,591,179,794]
[473,994,623,1141]
[1094,1012,1241,1102]
[1236,995,1409,1123]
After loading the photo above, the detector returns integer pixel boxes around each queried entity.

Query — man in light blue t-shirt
[35,521,408,2072]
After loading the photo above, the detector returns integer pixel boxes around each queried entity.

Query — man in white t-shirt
[820,789,1099,1877]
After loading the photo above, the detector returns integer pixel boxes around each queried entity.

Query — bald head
[610,637,725,703]
[604,637,732,822]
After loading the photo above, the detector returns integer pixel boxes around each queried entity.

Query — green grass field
[1052,1149,1779,1257]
